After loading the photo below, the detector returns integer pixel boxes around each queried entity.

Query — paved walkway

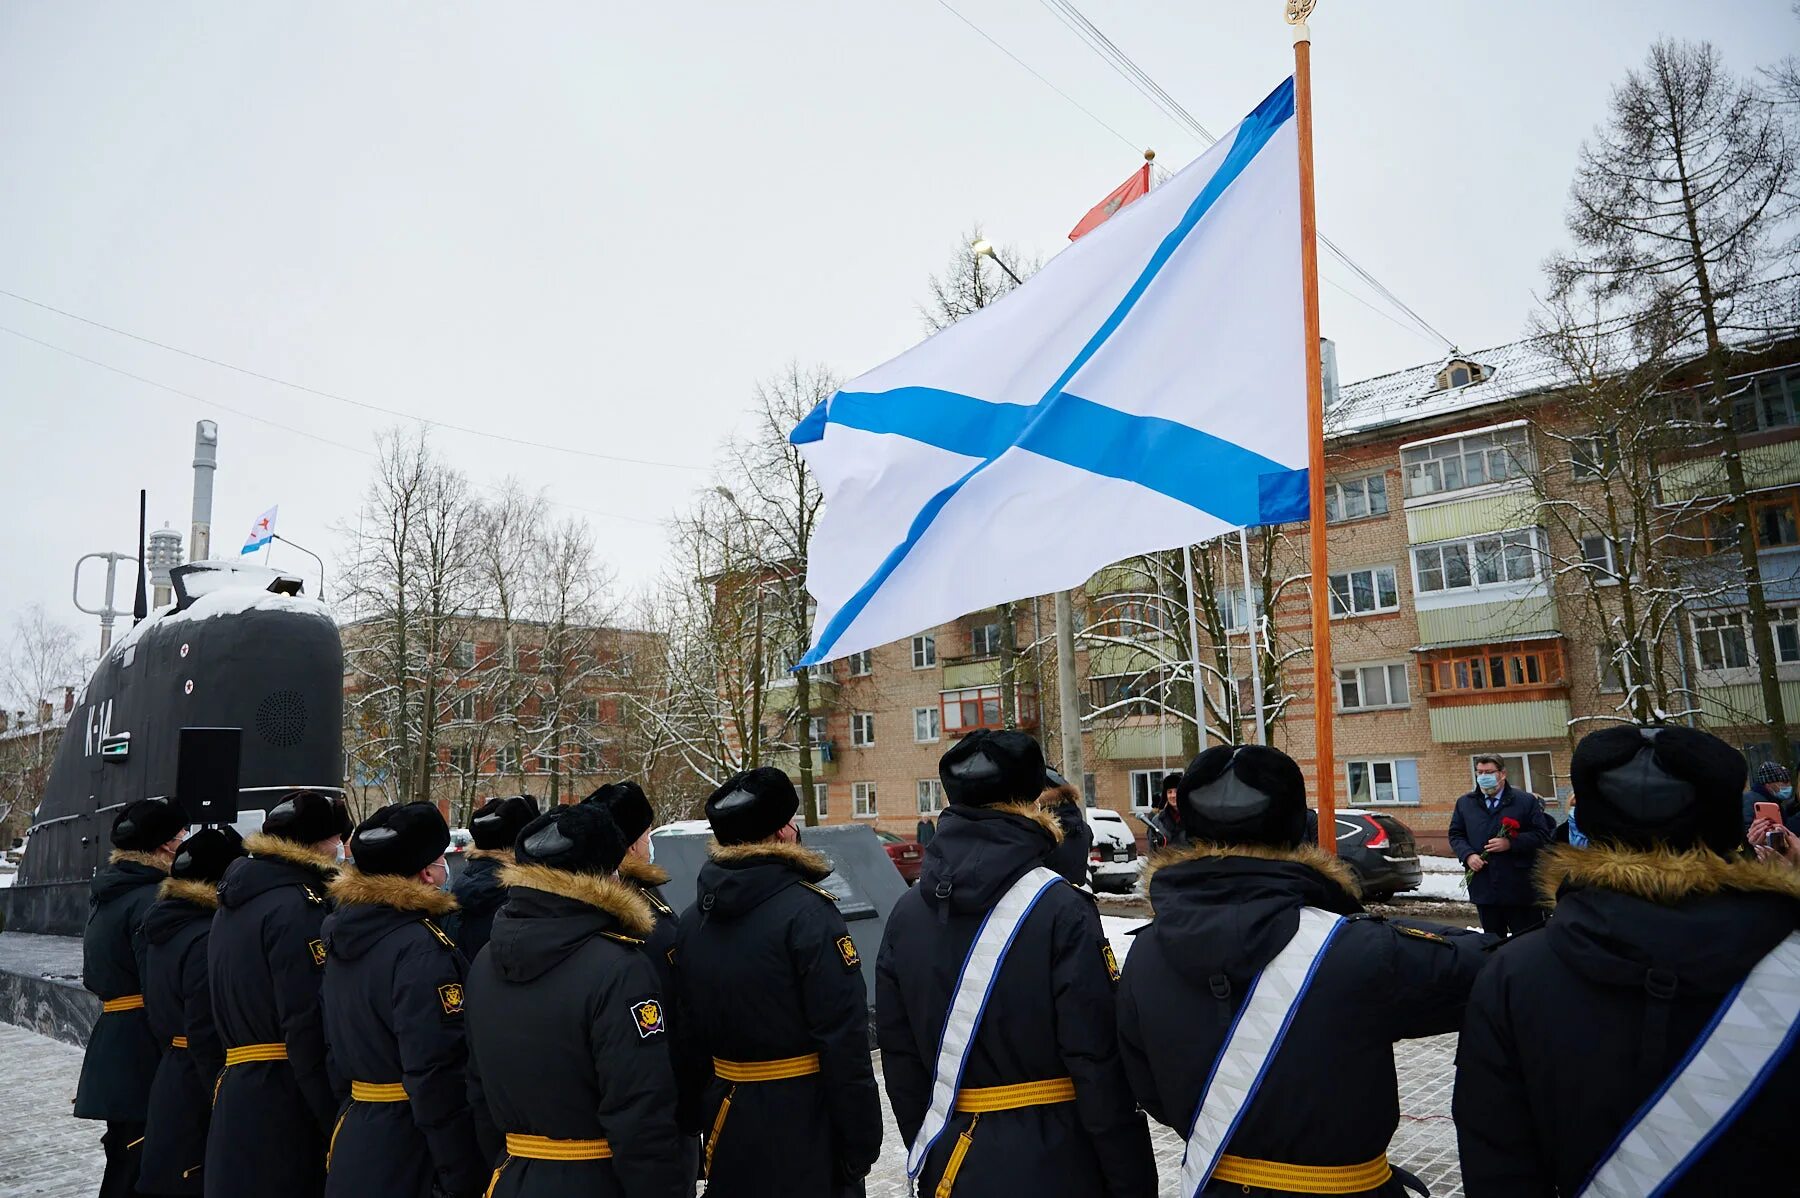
[0,1021,1461,1198]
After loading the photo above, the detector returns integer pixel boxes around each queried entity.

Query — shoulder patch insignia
[630,999,666,1039]
[422,919,457,951]
[301,885,324,906]
[647,891,675,917]
[836,935,861,970]
[800,881,839,903]
[666,947,676,966]
[601,930,646,947]
[437,982,465,1015]
[308,939,327,967]
[1101,942,1122,983]
[1395,925,1450,947]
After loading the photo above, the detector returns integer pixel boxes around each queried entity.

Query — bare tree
[526,515,621,807]
[1550,38,1799,760]
[0,606,83,840]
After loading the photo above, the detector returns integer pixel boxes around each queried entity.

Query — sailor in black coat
[1119,746,1492,1197]
[1456,725,1795,1196]
[206,790,350,1198]
[465,801,686,1198]
[672,768,882,1198]
[321,802,486,1198]
[77,797,188,1198]
[451,794,538,960]
[1039,767,1095,888]
[140,828,244,1195]
[878,731,1155,1198]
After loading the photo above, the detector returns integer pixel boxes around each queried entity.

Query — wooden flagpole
[1288,0,1335,852]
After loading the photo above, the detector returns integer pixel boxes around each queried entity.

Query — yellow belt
[712,1053,821,1082]
[954,1077,1077,1113]
[223,1043,288,1065]
[503,1134,613,1161]
[1211,1153,1393,1195]
[170,1036,189,1049]
[350,1080,409,1102]
[102,994,145,1013]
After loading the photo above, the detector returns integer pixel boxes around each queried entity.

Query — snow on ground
[1420,854,1462,872]
[1102,914,1149,965]
[1411,871,1470,901]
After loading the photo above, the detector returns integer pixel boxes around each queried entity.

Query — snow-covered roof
[106,575,333,660]
[0,710,70,744]
[1329,337,1567,440]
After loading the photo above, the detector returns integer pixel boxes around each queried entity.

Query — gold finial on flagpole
[1143,148,1155,161]
[1284,0,1316,24]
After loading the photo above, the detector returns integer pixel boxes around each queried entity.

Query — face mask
[1476,774,1500,794]
[1566,808,1588,848]
[1777,785,1794,802]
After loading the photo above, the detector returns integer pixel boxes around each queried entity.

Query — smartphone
[1754,801,1783,826]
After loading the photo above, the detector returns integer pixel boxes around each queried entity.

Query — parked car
[1085,808,1140,893]
[1307,809,1422,899]
[876,829,924,885]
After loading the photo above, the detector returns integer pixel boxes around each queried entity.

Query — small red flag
[1067,164,1151,241]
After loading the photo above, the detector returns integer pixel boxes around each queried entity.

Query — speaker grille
[256,690,308,747]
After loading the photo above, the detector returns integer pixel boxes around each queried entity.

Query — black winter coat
[1119,844,1492,1197]
[1151,804,1188,850]
[320,869,486,1198]
[206,835,342,1198]
[140,879,226,1194]
[620,855,681,997]
[877,804,1157,1198]
[450,850,510,960]
[1042,799,1095,887]
[1455,843,1800,1196]
[466,864,686,1198]
[1446,785,1554,907]
[75,852,167,1123]
[672,840,882,1198]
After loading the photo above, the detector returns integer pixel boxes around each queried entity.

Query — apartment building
[766,335,1800,856]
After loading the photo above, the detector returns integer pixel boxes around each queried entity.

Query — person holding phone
[1749,801,1800,868]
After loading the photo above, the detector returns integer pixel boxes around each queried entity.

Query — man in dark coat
[672,767,882,1197]
[321,802,486,1198]
[1040,766,1095,888]
[877,731,1156,1198]
[1456,725,1797,1196]
[1150,771,1187,850]
[207,790,350,1198]
[1118,745,1493,1197]
[140,827,244,1195]
[451,794,539,959]
[1447,754,1555,936]
[465,801,686,1198]
[77,796,188,1198]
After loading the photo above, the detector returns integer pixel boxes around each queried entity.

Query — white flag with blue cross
[792,77,1307,666]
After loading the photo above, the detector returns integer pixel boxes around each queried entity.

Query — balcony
[1415,597,1559,648]
[1659,438,1800,504]
[1094,721,1187,761]
[1429,698,1571,743]
[1697,679,1800,727]
[940,655,1036,690]
[765,671,837,711]
[1405,489,1537,545]
[766,745,837,779]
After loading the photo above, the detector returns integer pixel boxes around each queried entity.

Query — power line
[0,287,708,473]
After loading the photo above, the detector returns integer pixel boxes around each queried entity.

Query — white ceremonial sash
[1579,930,1800,1198]
[1180,907,1345,1197]
[905,865,1065,1179]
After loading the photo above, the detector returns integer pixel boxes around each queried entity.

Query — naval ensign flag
[791,77,1307,666]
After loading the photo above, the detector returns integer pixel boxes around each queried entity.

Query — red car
[876,830,924,885]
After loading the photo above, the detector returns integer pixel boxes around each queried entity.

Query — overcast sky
[2,0,1791,657]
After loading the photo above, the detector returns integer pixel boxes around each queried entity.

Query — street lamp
[970,238,1024,286]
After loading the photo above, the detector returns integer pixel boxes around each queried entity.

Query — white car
[1085,807,1143,893]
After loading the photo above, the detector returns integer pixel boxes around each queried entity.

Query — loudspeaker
[177,727,241,825]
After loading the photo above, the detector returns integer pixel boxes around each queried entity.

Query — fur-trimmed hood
[465,847,514,864]
[218,833,338,912]
[89,852,168,904]
[1539,842,1800,997]
[697,838,833,921]
[156,877,221,910]
[142,879,220,946]
[323,867,458,963]
[619,854,670,888]
[919,801,1068,916]
[1139,840,1364,988]
[487,864,655,984]
[244,833,338,874]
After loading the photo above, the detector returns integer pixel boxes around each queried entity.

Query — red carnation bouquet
[1465,816,1521,886]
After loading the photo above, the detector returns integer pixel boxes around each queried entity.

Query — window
[577,698,599,725]
[917,779,945,815]
[1781,607,1800,665]
[1128,769,1163,812]
[1707,495,1800,552]
[850,712,875,748]
[1413,529,1543,595]
[1400,425,1533,498]
[1345,758,1421,806]
[1089,671,1169,713]
[970,623,1003,656]
[1578,532,1634,580]
[852,781,877,818]
[1327,566,1400,618]
[805,715,827,744]
[494,745,519,775]
[450,745,473,775]
[1419,642,1567,696]
[913,706,940,743]
[814,782,829,818]
[577,742,599,773]
[941,685,1038,732]
[911,634,937,669]
[449,691,474,722]
[452,641,475,669]
[1571,433,1618,482]
[1694,612,1751,670]
[847,650,872,677]
[1325,474,1389,523]
[1596,641,1648,693]
[1337,662,1410,711]
[1220,587,1265,631]
[1731,368,1800,434]
[1474,752,1556,799]
[1092,595,1173,637]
